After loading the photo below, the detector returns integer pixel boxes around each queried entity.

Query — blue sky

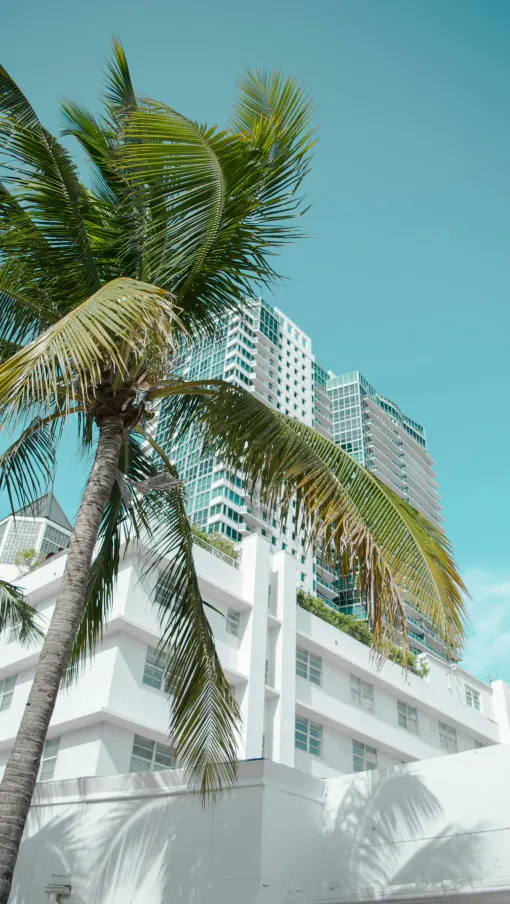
[2,0,510,681]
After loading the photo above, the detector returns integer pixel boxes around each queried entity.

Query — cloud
[460,569,510,683]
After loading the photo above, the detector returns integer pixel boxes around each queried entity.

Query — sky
[2,0,510,682]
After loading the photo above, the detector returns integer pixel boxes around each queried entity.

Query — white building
[0,528,508,786]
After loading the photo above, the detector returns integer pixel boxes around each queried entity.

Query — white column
[492,679,510,742]
[238,534,270,759]
[271,550,297,768]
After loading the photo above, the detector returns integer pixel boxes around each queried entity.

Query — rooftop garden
[297,589,429,678]
[191,525,239,561]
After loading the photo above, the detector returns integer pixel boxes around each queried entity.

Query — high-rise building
[156,298,332,596]
[326,371,442,525]
[0,493,72,582]
[326,371,449,659]
[156,302,451,660]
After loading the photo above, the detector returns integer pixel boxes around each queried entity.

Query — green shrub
[296,588,429,678]
[191,525,238,560]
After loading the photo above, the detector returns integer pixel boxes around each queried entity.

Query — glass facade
[155,298,328,586]
[326,371,450,661]
[0,496,71,566]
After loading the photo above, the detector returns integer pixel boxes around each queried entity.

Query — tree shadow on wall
[322,767,485,899]
[11,773,251,904]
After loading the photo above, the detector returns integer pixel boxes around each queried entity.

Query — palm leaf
[103,38,137,121]
[0,408,70,512]
[68,429,240,795]
[68,430,151,677]
[158,381,466,657]
[0,64,102,301]
[0,277,179,425]
[0,580,44,646]
[132,433,240,795]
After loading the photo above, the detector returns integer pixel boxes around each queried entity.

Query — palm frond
[0,580,44,646]
[159,381,466,657]
[0,65,102,302]
[111,74,316,332]
[230,69,316,220]
[0,277,178,425]
[0,408,70,513]
[68,429,240,795]
[0,184,67,337]
[131,433,240,796]
[68,429,162,677]
[103,38,137,121]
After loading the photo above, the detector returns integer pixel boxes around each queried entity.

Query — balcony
[316,574,337,601]
[239,506,269,531]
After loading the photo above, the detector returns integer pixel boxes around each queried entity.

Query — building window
[226,608,240,636]
[0,521,40,564]
[39,736,60,781]
[465,686,481,711]
[353,739,377,772]
[296,647,322,685]
[0,674,16,711]
[397,700,418,734]
[350,675,374,711]
[438,721,457,752]
[40,525,69,557]
[474,740,484,749]
[7,621,22,644]
[295,716,322,756]
[142,646,176,693]
[129,734,176,772]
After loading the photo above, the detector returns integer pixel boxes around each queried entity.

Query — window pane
[309,666,321,686]
[295,716,308,751]
[132,736,154,760]
[44,737,60,756]
[154,743,175,768]
[296,648,308,679]
[351,688,361,706]
[39,759,56,781]
[309,722,322,756]
[130,755,152,772]
[361,692,373,711]
[226,608,240,636]
[143,668,163,690]
[309,653,322,672]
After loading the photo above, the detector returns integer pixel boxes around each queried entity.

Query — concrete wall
[11,746,510,904]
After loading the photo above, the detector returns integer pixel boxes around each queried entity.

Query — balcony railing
[192,535,241,568]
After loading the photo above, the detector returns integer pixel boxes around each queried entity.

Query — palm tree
[0,42,466,901]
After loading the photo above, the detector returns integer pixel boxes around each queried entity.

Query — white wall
[10,747,510,904]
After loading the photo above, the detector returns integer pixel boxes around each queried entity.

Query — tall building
[327,371,442,525]
[0,522,506,791]
[326,371,448,659]
[0,493,71,582]
[156,298,332,595]
[155,302,451,660]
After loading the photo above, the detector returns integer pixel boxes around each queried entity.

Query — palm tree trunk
[0,417,125,903]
